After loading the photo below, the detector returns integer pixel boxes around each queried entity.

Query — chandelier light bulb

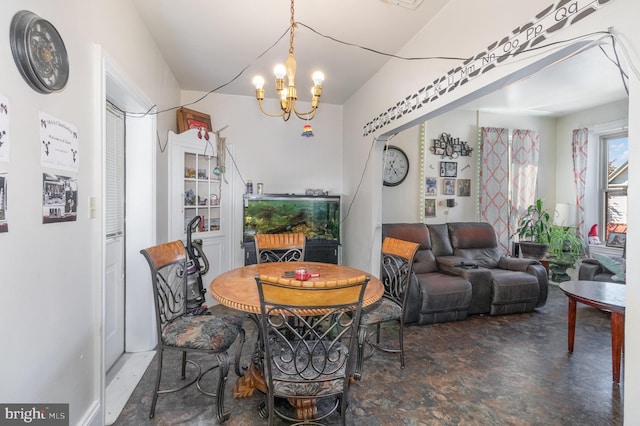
[274,64,286,79]
[312,71,325,86]
[252,76,265,90]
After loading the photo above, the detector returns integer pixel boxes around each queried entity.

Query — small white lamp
[554,203,577,227]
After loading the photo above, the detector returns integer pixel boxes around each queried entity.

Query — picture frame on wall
[442,178,456,195]
[424,198,436,217]
[425,177,437,195]
[457,179,471,196]
[606,232,626,248]
[177,107,212,133]
[42,173,78,224]
[440,161,457,177]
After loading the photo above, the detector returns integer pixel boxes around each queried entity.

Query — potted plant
[547,225,584,281]
[515,199,552,259]
[548,225,584,262]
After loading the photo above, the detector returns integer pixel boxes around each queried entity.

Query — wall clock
[383,145,410,186]
[10,10,69,94]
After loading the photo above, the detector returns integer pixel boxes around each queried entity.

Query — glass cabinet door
[183,152,221,234]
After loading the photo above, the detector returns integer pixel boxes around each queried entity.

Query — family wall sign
[362,0,614,136]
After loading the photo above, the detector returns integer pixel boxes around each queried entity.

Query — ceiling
[131,0,452,105]
[131,0,628,115]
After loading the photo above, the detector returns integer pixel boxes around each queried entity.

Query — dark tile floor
[114,284,623,425]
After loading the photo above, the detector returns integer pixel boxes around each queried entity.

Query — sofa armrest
[526,263,549,307]
[497,257,548,307]
[403,272,423,325]
[578,261,604,281]
[498,256,541,272]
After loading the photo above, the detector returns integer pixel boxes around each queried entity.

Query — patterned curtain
[509,129,540,242]
[572,128,589,239]
[480,127,510,254]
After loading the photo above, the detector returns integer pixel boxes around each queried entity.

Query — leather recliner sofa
[382,222,549,325]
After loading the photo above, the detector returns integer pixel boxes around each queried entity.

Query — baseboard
[79,400,101,426]
[105,351,155,425]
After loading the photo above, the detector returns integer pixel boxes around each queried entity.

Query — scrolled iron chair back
[155,262,189,325]
[264,306,354,381]
[380,237,419,305]
[141,241,189,327]
[255,233,306,264]
[381,252,412,305]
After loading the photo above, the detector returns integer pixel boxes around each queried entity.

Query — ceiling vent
[380,0,425,9]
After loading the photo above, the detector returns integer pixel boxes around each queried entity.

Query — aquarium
[243,194,340,243]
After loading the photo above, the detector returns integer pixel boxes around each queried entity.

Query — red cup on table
[295,266,310,281]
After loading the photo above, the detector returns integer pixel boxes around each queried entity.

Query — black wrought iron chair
[140,241,246,422]
[255,273,370,425]
[255,232,306,263]
[355,237,420,379]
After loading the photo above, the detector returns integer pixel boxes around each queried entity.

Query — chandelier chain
[289,0,296,55]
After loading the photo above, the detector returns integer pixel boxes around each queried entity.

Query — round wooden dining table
[210,262,384,314]
[209,262,383,420]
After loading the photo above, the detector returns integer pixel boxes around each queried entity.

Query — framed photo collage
[424,161,471,218]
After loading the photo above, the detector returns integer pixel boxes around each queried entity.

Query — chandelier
[252,0,324,121]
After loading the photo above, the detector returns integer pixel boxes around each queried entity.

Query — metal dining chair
[254,273,370,425]
[140,241,246,422]
[254,232,306,263]
[355,237,420,379]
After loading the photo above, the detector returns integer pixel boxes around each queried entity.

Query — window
[601,132,627,244]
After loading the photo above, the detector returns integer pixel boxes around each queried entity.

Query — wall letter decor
[431,133,473,159]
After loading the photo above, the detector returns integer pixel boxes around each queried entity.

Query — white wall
[0,1,180,424]
[381,125,422,223]
[424,110,482,223]
[381,110,484,225]
[627,51,640,426]
[382,108,558,226]
[342,0,640,421]
[342,0,553,272]
[177,92,344,267]
[343,0,639,270]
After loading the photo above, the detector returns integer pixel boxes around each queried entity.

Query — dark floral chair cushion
[360,297,401,325]
[162,314,244,351]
